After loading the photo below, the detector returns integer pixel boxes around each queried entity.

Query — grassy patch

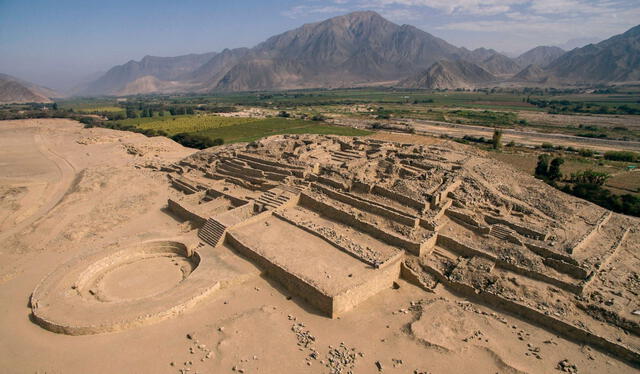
[111,115,371,143]
[115,115,258,136]
[76,106,124,113]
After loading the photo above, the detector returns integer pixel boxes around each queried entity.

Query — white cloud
[282,5,349,19]
[367,0,527,15]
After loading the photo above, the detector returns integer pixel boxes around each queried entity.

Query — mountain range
[74,11,640,95]
[0,74,59,104]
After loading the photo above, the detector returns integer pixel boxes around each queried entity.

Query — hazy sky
[1,0,638,91]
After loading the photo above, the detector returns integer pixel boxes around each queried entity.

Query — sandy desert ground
[0,119,638,374]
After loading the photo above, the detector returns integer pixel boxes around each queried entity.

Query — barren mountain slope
[547,24,640,82]
[515,46,565,68]
[399,60,497,89]
[0,74,59,104]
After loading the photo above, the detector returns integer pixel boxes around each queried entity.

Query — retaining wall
[206,189,248,208]
[429,263,640,365]
[436,234,582,294]
[167,199,206,227]
[484,214,548,241]
[313,183,418,227]
[298,193,431,256]
[568,211,612,254]
[371,185,427,212]
[225,233,333,315]
[430,178,461,206]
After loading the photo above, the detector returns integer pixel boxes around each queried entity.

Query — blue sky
[1,0,638,91]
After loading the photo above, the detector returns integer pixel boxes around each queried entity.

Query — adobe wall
[436,234,581,294]
[225,233,333,316]
[430,178,461,206]
[316,175,350,190]
[484,214,548,241]
[416,261,640,365]
[371,185,427,212]
[273,211,404,269]
[312,183,418,227]
[568,211,612,254]
[236,152,306,173]
[167,199,207,227]
[332,259,401,316]
[445,208,491,235]
[298,193,426,256]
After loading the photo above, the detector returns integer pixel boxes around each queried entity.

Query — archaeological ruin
[30,134,640,365]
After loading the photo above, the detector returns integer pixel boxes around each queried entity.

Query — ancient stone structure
[31,134,640,365]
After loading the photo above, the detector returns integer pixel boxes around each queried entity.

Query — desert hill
[477,53,522,75]
[0,74,59,104]
[399,60,497,89]
[547,24,640,82]
[81,52,217,96]
[511,64,551,83]
[515,46,565,68]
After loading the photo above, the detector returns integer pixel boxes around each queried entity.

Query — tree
[126,107,137,119]
[535,154,550,177]
[572,170,611,186]
[52,102,58,110]
[548,157,564,180]
[492,129,503,150]
[278,110,290,118]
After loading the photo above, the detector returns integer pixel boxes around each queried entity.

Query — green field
[114,115,371,143]
[194,117,371,143]
[76,106,124,113]
[116,115,258,135]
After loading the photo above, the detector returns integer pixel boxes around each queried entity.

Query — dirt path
[404,119,640,152]
[0,130,77,242]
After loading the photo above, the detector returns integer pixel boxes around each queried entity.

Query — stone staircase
[490,224,512,240]
[329,149,362,163]
[198,218,227,247]
[490,224,522,245]
[256,190,292,210]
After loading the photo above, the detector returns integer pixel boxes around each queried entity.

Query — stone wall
[371,185,427,212]
[436,234,582,294]
[445,207,490,235]
[427,262,640,364]
[312,183,418,228]
[225,233,333,315]
[206,189,248,208]
[298,193,429,256]
[567,211,612,254]
[484,214,548,241]
[167,199,206,227]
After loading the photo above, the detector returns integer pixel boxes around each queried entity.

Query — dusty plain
[0,118,639,374]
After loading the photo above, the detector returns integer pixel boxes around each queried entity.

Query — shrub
[535,154,550,177]
[311,114,326,121]
[548,157,564,181]
[492,129,503,150]
[604,151,638,162]
[541,142,554,149]
[578,148,595,157]
[171,133,218,149]
[571,170,611,186]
